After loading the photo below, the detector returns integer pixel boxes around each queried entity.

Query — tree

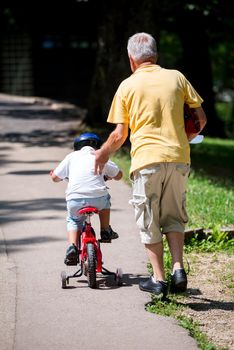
[87,0,160,124]
[160,0,231,136]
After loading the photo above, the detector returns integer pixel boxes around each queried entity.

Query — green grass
[189,137,234,185]
[147,299,226,350]
[187,171,234,228]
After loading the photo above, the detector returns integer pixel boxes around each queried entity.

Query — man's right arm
[95,123,128,175]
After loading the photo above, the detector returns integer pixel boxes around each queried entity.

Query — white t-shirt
[54,146,120,200]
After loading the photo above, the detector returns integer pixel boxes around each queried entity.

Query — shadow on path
[0,236,64,255]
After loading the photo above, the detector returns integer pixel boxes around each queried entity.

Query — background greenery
[1,0,233,138]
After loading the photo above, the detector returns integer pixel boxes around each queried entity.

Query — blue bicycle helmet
[73,132,102,151]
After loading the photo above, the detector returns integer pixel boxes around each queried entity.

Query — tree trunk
[87,0,160,124]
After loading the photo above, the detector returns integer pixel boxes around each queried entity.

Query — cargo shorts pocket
[129,195,150,231]
[175,164,190,177]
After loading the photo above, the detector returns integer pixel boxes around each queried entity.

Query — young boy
[50,132,123,265]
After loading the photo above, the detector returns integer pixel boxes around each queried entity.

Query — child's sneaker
[64,244,79,265]
[100,225,119,242]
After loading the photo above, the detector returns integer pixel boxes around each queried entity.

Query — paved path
[0,94,198,350]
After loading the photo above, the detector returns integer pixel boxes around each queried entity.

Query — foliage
[185,230,234,253]
[187,172,234,229]
[190,137,234,184]
[215,102,234,139]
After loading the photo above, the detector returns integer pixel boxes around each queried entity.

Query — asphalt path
[0,94,198,350]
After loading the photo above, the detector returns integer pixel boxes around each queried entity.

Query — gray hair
[127,32,157,64]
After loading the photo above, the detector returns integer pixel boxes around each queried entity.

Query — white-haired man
[95,32,207,297]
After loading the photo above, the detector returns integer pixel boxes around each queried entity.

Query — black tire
[61,271,67,289]
[86,243,96,288]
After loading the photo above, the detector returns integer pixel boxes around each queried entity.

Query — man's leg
[166,231,185,272]
[139,241,168,296]
[145,242,165,281]
[166,231,187,292]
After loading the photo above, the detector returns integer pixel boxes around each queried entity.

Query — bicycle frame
[79,208,102,273]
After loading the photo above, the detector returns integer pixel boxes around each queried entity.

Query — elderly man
[95,32,207,297]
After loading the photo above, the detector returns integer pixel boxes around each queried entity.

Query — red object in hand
[49,170,54,176]
[184,104,200,135]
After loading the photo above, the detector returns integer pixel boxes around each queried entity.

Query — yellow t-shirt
[107,65,203,174]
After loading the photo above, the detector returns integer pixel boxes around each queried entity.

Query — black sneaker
[100,226,119,242]
[170,268,187,293]
[139,277,168,298]
[64,244,79,266]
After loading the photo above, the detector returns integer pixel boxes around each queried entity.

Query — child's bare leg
[99,209,110,231]
[67,230,80,247]
[99,209,119,241]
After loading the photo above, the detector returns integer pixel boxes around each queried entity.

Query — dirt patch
[182,252,234,349]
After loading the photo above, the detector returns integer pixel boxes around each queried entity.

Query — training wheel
[61,271,67,289]
[115,268,123,286]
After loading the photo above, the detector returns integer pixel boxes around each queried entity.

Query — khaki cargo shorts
[130,163,190,244]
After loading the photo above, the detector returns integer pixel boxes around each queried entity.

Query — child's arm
[49,153,70,183]
[50,170,62,182]
[104,169,123,181]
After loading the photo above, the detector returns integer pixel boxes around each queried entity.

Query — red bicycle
[61,207,123,289]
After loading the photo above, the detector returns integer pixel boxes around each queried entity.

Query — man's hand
[94,149,109,175]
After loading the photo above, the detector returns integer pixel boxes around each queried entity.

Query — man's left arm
[187,106,207,141]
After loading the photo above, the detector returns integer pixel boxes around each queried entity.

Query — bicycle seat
[78,207,99,215]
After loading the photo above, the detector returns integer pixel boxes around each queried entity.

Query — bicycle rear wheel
[86,243,96,288]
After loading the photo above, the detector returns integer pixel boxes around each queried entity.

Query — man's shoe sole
[170,281,187,293]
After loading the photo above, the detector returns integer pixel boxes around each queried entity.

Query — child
[50,132,123,265]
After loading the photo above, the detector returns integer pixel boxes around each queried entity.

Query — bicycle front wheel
[86,243,96,288]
